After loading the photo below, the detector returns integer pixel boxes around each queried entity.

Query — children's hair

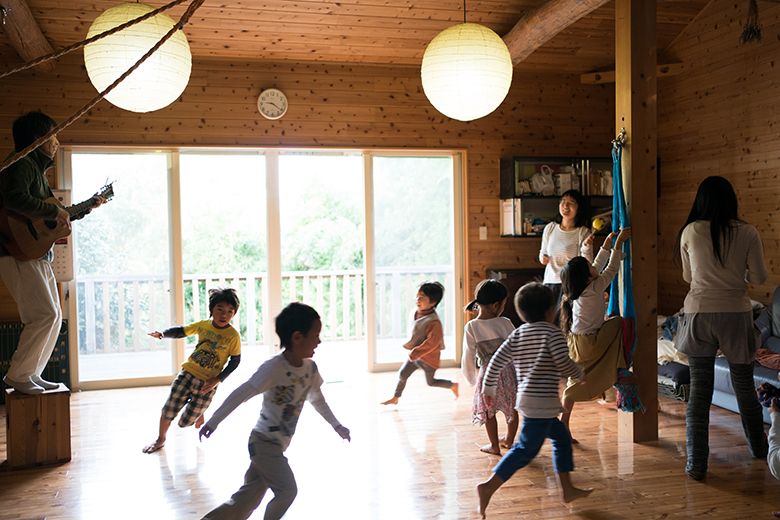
[673,176,743,268]
[558,256,592,334]
[514,282,555,323]
[465,279,508,312]
[12,111,57,152]
[275,302,321,349]
[208,287,240,315]
[418,281,445,308]
[553,189,587,228]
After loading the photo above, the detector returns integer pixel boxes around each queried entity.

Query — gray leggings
[393,358,453,398]
[686,357,767,479]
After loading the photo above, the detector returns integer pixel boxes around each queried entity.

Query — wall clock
[257,88,288,120]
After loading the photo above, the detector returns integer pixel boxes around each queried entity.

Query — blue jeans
[493,416,574,481]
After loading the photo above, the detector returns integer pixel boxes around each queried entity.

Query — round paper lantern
[84,2,192,113]
[421,23,513,122]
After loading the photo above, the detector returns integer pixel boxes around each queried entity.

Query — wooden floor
[1,366,779,519]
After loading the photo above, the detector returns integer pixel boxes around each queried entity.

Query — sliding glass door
[367,154,463,371]
[179,152,267,363]
[65,147,463,388]
[68,152,174,384]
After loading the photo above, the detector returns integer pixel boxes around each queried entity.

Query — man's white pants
[0,256,62,383]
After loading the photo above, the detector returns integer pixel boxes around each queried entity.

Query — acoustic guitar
[0,183,114,261]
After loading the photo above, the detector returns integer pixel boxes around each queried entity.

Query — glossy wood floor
[1,363,779,519]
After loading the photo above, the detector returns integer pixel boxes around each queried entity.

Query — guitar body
[0,183,113,262]
[0,197,71,261]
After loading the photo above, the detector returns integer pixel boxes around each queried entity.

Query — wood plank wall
[0,52,613,320]
[657,0,780,315]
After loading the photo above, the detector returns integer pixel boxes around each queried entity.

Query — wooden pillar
[615,0,659,442]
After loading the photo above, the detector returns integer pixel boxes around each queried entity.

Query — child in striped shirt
[477,282,592,518]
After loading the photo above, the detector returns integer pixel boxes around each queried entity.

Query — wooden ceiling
[1,0,710,73]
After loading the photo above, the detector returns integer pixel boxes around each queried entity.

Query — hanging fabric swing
[607,137,643,413]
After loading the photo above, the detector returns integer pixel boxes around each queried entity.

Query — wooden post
[615,0,659,443]
[5,384,71,469]
[0,0,56,73]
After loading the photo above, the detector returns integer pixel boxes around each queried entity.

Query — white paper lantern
[84,2,192,113]
[421,23,513,122]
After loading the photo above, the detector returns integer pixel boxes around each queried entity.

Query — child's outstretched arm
[201,354,242,394]
[308,386,350,441]
[199,362,273,441]
[409,320,444,361]
[148,326,186,340]
[549,331,585,383]
[615,227,631,249]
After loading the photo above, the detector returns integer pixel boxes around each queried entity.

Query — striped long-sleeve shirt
[482,321,585,418]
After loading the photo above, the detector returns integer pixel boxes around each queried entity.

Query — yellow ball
[592,218,605,231]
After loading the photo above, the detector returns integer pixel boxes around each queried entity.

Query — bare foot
[381,396,399,405]
[142,439,165,454]
[195,414,205,429]
[480,443,501,455]
[499,437,513,449]
[451,382,459,400]
[561,486,593,503]
[477,477,503,519]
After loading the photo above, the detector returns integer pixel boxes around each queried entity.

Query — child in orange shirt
[381,281,458,405]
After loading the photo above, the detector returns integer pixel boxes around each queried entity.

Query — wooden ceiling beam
[581,63,684,84]
[1,0,56,73]
[502,0,611,67]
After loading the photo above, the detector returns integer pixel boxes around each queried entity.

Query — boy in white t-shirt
[199,302,351,520]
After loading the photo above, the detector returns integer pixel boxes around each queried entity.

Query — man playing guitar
[0,111,104,394]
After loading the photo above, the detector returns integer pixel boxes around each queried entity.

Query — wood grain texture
[657,0,780,315]
[0,52,614,320]
[503,0,611,66]
[0,1,709,72]
[0,0,56,73]
[5,385,71,469]
[0,353,777,518]
[615,0,658,443]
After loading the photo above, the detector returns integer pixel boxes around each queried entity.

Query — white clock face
[257,89,288,120]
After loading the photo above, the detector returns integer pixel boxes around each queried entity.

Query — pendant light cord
[463,0,466,24]
[0,0,205,174]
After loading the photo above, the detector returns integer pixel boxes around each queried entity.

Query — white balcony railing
[75,267,454,355]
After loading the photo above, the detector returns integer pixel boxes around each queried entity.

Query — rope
[0,0,205,175]
[0,0,190,80]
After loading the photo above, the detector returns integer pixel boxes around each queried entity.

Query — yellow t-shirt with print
[181,320,241,381]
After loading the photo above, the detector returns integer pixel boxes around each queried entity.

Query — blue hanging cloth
[608,142,642,413]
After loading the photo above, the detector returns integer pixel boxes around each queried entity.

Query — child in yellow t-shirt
[142,287,241,454]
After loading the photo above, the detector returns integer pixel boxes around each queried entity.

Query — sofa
[712,286,780,424]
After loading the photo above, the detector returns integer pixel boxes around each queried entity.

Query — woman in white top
[539,190,595,308]
[674,175,768,481]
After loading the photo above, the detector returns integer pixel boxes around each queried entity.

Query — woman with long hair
[674,175,768,480]
[539,190,594,308]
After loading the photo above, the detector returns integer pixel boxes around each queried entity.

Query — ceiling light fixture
[84,2,192,113]
[421,1,513,121]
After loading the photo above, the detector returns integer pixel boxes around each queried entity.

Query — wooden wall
[657,0,780,315]
[0,51,614,319]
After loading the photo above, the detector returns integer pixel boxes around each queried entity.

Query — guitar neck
[66,198,97,221]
